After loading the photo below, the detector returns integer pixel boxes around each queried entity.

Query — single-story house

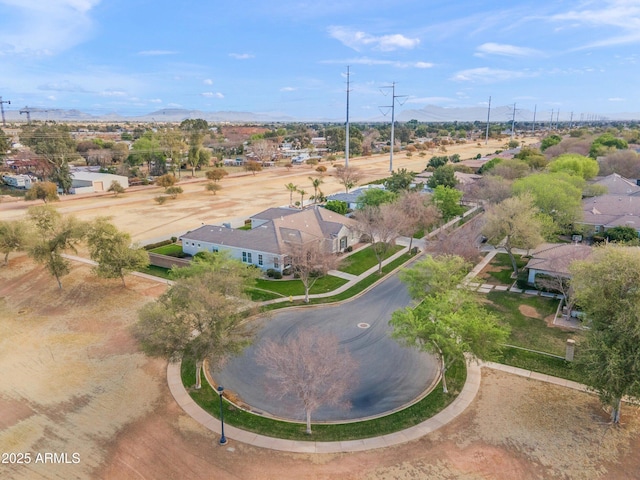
[70,172,129,194]
[579,174,640,237]
[325,185,387,210]
[180,206,360,273]
[525,242,593,285]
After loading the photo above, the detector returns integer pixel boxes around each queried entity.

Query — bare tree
[250,139,277,164]
[286,240,341,303]
[429,214,485,263]
[334,164,362,193]
[354,204,404,274]
[256,329,358,434]
[396,192,440,253]
[535,273,575,315]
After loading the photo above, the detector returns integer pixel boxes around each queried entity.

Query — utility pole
[380,82,407,172]
[485,96,491,145]
[532,104,537,134]
[556,109,560,129]
[20,106,32,125]
[510,103,516,139]
[345,66,351,168]
[0,96,10,127]
[569,111,574,129]
[549,109,554,130]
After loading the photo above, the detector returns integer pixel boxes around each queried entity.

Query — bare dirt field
[1,257,640,480]
[0,137,530,243]
[4,137,640,479]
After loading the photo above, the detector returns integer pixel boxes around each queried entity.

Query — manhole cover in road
[357,322,370,329]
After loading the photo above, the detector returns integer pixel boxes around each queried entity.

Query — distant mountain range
[3,105,639,124]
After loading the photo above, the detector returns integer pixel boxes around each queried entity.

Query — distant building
[70,172,129,194]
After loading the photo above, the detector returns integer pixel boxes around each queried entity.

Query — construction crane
[19,106,50,125]
[0,96,10,127]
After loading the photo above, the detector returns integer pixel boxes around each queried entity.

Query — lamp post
[217,385,228,445]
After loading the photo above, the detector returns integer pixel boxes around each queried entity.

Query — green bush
[144,239,174,250]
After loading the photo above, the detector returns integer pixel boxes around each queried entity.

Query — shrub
[282,267,292,276]
[266,268,276,278]
[144,239,174,250]
[345,245,353,253]
[516,270,529,289]
[155,195,168,205]
[272,271,282,279]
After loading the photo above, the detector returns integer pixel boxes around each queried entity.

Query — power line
[379,82,407,172]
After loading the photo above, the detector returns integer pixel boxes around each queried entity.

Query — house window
[242,252,252,263]
[258,254,263,266]
[274,257,279,269]
[339,236,347,250]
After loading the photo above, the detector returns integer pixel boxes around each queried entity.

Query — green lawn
[484,291,580,356]
[181,355,466,441]
[138,264,174,280]
[481,253,527,285]
[340,244,404,275]
[254,275,348,297]
[148,243,184,256]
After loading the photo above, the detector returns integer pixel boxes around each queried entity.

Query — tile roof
[526,243,593,276]
[591,173,640,195]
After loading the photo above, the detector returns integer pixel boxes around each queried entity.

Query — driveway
[213,272,439,421]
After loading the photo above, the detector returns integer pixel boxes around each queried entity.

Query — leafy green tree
[159,127,187,176]
[356,188,396,208]
[392,291,508,393]
[589,133,628,159]
[548,153,599,180]
[21,124,78,193]
[0,220,30,265]
[323,200,348,215]
[245,160,262,175]
[570,245,640,423]
[399,254,470,299]
[156,173,177,188]
[24,182,59,203]
[285,182,298,206]
[0,128,10,162]
[487,159,530,180]
[165,186,183,199]
[431,185,463,221]
[27,205,87,289]
[135,251,258,388]
[131,132,162,173]
[427,164,457,189]
[482,194,544,274]
[205,182,222,195]
[514,147,547,169]
[427,155,449,169]
[384,168,416,192]
[86,217,149,286]
[540,134,562,152]
[309,176,323,203]
[604,226,639,243]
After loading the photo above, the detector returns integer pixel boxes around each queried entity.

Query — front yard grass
[253,275,348,298]
[181,355,466,442]
[479,253,527,285]
[485,291,579,356]
[339,244,404,275]
[148,243,184,256]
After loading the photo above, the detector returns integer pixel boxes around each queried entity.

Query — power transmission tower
[549,109,554,131]
[20,106,32,124]
[485,96,491,145]
[345,66,351,168]
[380,82,407,172]
[0,96,10,127]
[532,104,537,134]
[510,103,517,139]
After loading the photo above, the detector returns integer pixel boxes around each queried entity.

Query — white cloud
[328,26,419,52]
[280,87,296,92]
[475,42,543,58]
[551,1,640,49]
[203,79,213,85]
[608,97,625,102]
[150,98,162,103]
[0,0,101,56]
[99,90,127,97]
[229,53,254,60]
[138,50,177,56]
[201,92,224,98]
[452,67,534,83]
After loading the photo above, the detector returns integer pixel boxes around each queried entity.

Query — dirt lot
[3,137,640,479]
[1,257,640,480]
[0,137,529,244]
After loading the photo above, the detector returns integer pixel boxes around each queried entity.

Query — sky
[1,0,639,121]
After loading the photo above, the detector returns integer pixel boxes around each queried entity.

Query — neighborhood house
[180,206,360,273]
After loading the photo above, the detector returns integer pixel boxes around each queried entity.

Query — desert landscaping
[2,137,640,479]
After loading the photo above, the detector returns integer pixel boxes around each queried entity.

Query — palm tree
[309,177,323,204]
[298,189,307,208]
[285,183,297,206]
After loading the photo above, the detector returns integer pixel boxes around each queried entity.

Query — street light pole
[217,385,228,445]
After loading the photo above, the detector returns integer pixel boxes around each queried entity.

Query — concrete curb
[167,358,482,453]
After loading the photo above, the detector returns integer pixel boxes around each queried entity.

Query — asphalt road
[213,272,439,422]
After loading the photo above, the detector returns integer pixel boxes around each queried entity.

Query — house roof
[591,173,640,195]
[182,206,358,255]
[526,243,593,277]
[250,207,300,222]
[582,194,640,229]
